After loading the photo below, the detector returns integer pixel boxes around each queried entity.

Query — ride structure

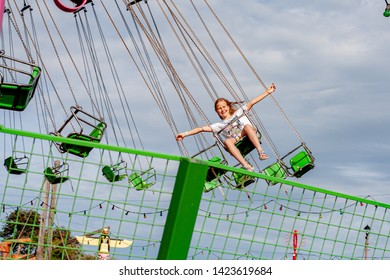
[0,0,388,261]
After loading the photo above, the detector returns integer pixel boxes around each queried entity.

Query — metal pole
[47,160,60,259]
[365,231,369,260]
[36,180,50,260]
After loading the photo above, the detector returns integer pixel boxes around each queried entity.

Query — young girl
[176,83,276,172]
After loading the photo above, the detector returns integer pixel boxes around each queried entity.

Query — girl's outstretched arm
[246,83,276,111]
[176,125,212,141]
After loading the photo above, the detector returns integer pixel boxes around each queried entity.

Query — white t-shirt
[210,105,252,141]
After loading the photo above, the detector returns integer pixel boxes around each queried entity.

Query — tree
[0,209,94,259]
[0,209,40,239]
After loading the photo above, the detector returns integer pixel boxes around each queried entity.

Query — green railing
[0,125,389,260]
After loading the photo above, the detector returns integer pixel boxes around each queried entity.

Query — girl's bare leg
[242,125,268,160]
[224,138,252,169]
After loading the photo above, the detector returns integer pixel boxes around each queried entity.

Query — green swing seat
[0,50,41,111]
[205,156,227,182]
[262,162,287,186]
[59,122,106,158]
[234,132,261,157]
[204,178,221,193]
[232,168,256,189]
[289,150,315,178]
[102,165,127,182]
[4,156,28,175]
[44,167,70,184]
[128,169,156,191]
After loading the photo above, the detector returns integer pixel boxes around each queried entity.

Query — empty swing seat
[262,162,286,186]
[59,122,106,158]
[233,168,255,189]
[102,165,127,182]
[205,156,227,182]
[0,61,41,111]
[44,167,70,184]
[4,156,27,175]
[129,170,155,191]
[289,150,315,178]
[204,178,222,193]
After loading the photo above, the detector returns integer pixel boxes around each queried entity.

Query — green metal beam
[158,157,208,260]
[0,125,181,161]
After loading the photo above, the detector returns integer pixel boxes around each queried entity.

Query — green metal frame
[0,125,389,260]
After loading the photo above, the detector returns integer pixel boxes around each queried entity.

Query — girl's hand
[266,83,276,94]
[176,133,185,141]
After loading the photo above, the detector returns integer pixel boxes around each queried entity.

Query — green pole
[158,157,208,260]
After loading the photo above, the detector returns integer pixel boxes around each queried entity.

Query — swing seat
[102,165,127,182]
[129,170,155,191]
[233,168,255,189]
[289,150,315,178]
[0,50,41,111]
[59,122,106,158]
[3,156,28,175]
[204,178,221,193]
[44,167,70,184]
[234,131,261,157]
[262,162,286,186]
[206,156,227,182]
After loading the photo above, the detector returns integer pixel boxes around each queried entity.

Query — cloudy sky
[1,0,390,206]
[119,0,390,204]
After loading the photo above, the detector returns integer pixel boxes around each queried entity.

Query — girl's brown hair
[214,98,242,118]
